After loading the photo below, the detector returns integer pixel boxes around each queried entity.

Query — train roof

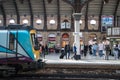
[0,24,34,30]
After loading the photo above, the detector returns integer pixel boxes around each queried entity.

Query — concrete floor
[40,52,120,65]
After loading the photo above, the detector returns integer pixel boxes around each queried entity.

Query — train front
[0,27,41,64]
[30,29,40,61]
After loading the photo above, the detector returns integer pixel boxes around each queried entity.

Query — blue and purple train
[0,25,43,77]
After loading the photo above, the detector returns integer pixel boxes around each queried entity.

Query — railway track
[0,73,119,80]
[1,62,120,80]
[1,67,120,80]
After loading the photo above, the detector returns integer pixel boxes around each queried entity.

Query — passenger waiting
[92,43,98,56]
[71,43,77,59]
[105,45,110,60]
[98,41,105,57]
[113,44,119,60]
[65,42,71,59]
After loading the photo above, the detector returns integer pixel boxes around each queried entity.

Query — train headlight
[34,54,36,58]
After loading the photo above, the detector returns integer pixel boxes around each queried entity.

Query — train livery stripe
[0,45,12,53]
[16,30,35,60]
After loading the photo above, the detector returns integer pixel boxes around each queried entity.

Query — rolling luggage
[74,55,81,60]
[60,53,64,59]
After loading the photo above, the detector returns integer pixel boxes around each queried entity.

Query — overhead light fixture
[36,19,42,25]
[22,19,29,24]
[9,19,15,24]
[49,19,55,25]
[79,20,82,25]
[90,19,96,25]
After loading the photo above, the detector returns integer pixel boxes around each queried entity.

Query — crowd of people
[63,39,120,60]
[87,40,120,60]
[38,40,120,60]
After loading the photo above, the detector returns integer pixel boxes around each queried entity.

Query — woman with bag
[113,44,119,60]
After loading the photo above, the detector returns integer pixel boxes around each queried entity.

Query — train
[0,25,43,77]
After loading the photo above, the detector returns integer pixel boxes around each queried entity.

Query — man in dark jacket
[65,43,70,59]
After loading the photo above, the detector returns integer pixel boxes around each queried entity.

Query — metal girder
[57,0,60,30]
[0,3,6,26]
[74,0,81,13]
[62,0,93,13]
[47,0,53,3]
[99,0,104,32]
[28,0,33,26]
[19,0,24,4]
[84,2,88,31]
[113,0,120,26]
[71,14,74,32]
[42,0,47,31]
[13,0,20,24]
[62,0,74,8]
[103,0,109,4]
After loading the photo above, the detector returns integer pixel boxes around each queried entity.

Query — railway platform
[16,53,120,79]
[41,53,120,65]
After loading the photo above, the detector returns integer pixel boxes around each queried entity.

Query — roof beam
[103,0,109,4]
[62,0,74,8]
[19,0,24,4]
[99,0,104,32]
[71,14,74,32]
[113,0,120,26]
[47,0,53,3]
[42,0,47,31]
[57,0,60,30]
[0,3,6,26]
[28,0,33,26]
[62,0,93,13]
[13,0,20,24]
[81,0,93,8]
[84,2,89,31]
[74,0,81,12]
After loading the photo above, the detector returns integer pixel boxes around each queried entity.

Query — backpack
[105,45,110,51]
[114,47,118,51]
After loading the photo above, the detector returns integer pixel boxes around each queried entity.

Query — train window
[31,34,36,46]
[9,33,15,50]
[31,33,39,50]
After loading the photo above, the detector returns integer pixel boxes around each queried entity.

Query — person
[65,42,71,59]
[92,43,98,56]
[113,44,119,60]
[98,41,104,57]
[42,45,45,58]
[118,42,120,59]
[59,48,65,59]
[105,44,110,60]
[84,43,88,57]
[88,40,93,55]
[89,45,92,55]
[71,43,77,59]
[45,44,48,55]
[80,44,84,57]
[39,44,43,56]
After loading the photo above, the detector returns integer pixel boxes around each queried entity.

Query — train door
[9,33,16,51]
[8,31,18,59]
[0,30,11,59]
[0,30,17,60]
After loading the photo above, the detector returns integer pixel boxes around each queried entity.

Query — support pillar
[73,13,82,60]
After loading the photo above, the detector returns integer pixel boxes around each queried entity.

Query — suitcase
[59,53,64,59]
[74,55,81,60]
